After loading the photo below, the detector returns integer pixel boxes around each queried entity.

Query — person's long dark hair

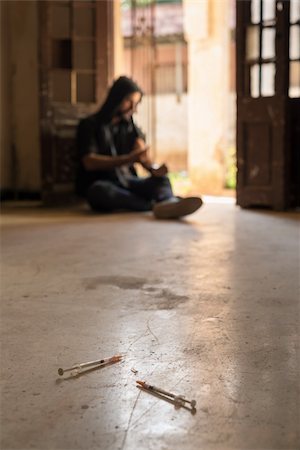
[95,76,143,124]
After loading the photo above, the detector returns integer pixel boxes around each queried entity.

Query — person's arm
[133,138,169,177]
[82,148,147,171]
[78,120,147,172]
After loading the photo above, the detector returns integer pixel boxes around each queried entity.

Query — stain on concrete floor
[83,275,152,290]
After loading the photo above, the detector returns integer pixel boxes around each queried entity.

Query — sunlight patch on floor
[202,195,235,204]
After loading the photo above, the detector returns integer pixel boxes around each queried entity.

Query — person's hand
[151,163,168,177]
[126,147,148,164]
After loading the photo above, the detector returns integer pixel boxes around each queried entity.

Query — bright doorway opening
[120,0,236,198]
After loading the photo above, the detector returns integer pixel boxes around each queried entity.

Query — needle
[136,380,196,408]
[58,354,123,376]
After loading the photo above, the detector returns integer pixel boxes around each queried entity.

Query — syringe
[58,354,123,376]
[136,380,196,409]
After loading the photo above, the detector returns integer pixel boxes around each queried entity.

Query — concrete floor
[1,199,299,450]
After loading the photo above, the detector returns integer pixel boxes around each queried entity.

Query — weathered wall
[113,0,125,79]
[133,93,188,171]
[155,93,188,170]
[184,0,230,194]
[0,0,40,193]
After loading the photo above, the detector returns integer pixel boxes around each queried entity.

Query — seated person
[75,76,202,219]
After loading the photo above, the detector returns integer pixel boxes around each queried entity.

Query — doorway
[120,0,236,197]
[37,0,300,210]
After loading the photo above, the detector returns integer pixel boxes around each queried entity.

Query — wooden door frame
[38,0,116,204]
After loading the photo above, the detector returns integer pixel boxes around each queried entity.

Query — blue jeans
[86,176,173,212]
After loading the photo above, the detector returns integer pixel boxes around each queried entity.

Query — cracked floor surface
[1,201,299,449]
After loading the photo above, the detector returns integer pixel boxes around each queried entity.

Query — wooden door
[38,0,114,204]
[236,0,296,210]
[288,0,300,208]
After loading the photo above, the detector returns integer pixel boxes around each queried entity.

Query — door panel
[244,122,272,186]
[236,0,293,210]
[38,0,114,204]
[237,96,287,208]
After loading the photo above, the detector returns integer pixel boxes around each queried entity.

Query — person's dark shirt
[75,115,144,196]
[75,76,145,196]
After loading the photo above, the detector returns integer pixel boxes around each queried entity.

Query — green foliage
[168,171,193,196]
[224,146,237,189]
